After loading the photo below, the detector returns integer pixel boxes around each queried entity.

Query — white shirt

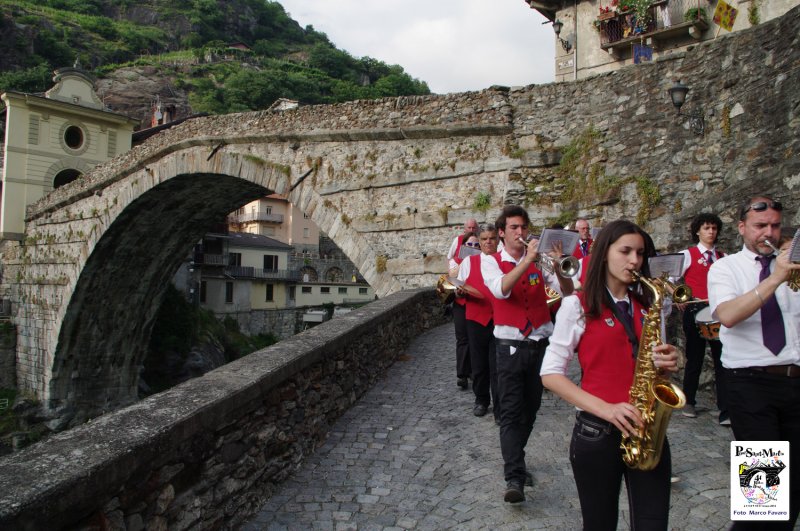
[480,248,561,341]
[541,291,632,376]
[708,245,800,368]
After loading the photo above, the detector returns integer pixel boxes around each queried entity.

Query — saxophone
[620,271,687,471]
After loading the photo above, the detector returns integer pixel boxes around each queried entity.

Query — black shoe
[457,377,468,389]
[473,403,488,417]
[503,482,525,503]
[525,470,533,487]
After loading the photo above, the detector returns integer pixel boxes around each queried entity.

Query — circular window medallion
[59,122,90,155]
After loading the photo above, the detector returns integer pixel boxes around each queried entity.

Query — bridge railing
[0,288,446,530]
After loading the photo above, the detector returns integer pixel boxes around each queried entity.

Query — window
[321,287,330,294]
[229,253,241,266]
[338,287,347,294]
[264,227,275,236]
[225,282,234,303]
[200,281,207,303]
[263,255,278,271]
[304,213,311,219]
[265,206,272,214]
[359,288,368,294]
[289,286,296,300]
[265,284,274,302]
[303,227,310,238]
[64,125,84,149]
[302,286,312,294]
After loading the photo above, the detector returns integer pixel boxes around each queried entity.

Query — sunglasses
[465,242,481,248]
[744,201,783,214]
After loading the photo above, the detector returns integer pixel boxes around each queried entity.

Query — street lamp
[668,80,704,136]
[552,19,573,53]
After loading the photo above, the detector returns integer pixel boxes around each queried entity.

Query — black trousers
[681,305,727,411]
[495,340,546,485]
[467,319,496,408]
[452,303,471,379]
[570,412,671,531]
[726,369,800,530]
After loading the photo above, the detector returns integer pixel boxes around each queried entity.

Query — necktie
[757,255,786,355]
[705,250,714,264]
[616,300,633,330]
[581,241,588,256]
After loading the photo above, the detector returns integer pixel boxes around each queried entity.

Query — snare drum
[694,306,720,340]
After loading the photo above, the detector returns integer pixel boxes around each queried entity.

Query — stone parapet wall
[0,288,446,530]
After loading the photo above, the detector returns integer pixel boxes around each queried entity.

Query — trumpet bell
[435,274,457,304]
[672,285,692,304]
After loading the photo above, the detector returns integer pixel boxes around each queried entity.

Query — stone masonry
[0,6,798,420]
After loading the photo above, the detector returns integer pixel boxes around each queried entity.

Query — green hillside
[0,0,430,115]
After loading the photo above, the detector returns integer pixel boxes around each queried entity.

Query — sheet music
[538,229,580,256]
[649,253,684,278]
[789,228,800,262]
[457,245,481,260]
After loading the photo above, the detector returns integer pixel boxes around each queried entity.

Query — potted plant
[631,0,653,33]
[684,6,708,21]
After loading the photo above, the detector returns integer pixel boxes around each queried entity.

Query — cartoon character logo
[738,459,785,504]
[528,273,540,287]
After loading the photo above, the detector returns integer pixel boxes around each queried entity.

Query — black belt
[496,338,546,349]
[741,365,800,378]
[576,411,617,434]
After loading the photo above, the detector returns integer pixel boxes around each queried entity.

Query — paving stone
[242,324,736,530]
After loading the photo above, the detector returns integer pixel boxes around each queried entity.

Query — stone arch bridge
[1,7,798,422]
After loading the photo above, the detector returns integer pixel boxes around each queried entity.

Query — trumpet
[638,272,693,304]
[764,240,800,291]
[539,253,581,278]
[517,236,579,278]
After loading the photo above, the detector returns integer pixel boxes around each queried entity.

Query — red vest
[577,294,646,404]
[489,253,551,334]
[465,254,493,326]
[573,238,593,259]
[683,246,722,300]
[452,234,466,265]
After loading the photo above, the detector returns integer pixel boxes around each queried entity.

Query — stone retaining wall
[0,288,446,530]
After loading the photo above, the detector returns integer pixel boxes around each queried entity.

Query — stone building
[0,66,138,240]
[526,0,800,81]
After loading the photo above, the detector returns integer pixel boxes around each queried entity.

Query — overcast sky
[277,0,556,94]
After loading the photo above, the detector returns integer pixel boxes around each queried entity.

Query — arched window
[53,169,82,189]
[299,266,318,282]
[325,267,343,282]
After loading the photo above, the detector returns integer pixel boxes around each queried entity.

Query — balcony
[596,0,708,56]
[225,266,301,281]
[227,212,284,224]
[194,253,226,266]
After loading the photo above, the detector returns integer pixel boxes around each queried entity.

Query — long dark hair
[583,219,655,318]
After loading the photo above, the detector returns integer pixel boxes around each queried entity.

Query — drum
[695,306,720,340]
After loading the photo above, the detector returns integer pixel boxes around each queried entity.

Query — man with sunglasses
[708,195,800,530]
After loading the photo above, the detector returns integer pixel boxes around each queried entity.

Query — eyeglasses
[744,201,783,214]
[465,242,480,248]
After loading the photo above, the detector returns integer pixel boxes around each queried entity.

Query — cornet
[539,253,581,278]
[764,240,800,291]
[516,236,579,279]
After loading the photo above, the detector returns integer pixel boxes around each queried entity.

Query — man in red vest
[457,224,499,418]
[677,212,728,424]
[481,205,574,503]
[447,218,479,389]
[572,218,593,259]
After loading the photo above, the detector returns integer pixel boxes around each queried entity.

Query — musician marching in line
[708,195,800,531]
[541,220,681,530]
[456,224,500,419]
[447,218,478,390]
[675,213,729,424]
[480,205,573,503]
